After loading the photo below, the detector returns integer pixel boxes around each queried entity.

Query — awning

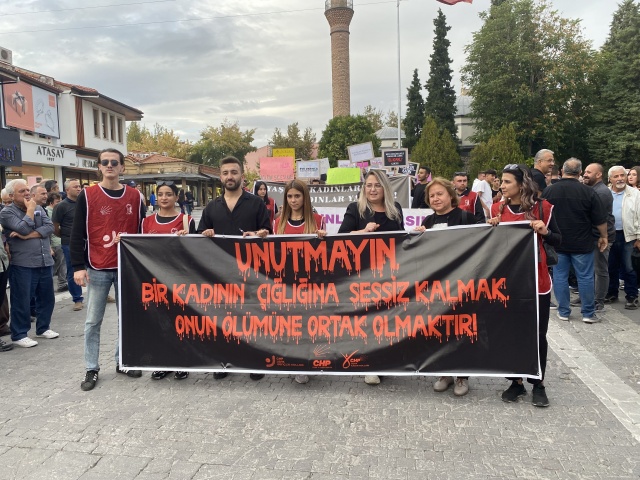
[122,172,218,182]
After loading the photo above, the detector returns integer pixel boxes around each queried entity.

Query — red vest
[85,185,142,269]
[490,200,554,294]
[458,190,478,214]
[142,213,192,234]
[275,213,325,234]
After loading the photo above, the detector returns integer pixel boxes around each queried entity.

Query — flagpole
[397,0,402,148]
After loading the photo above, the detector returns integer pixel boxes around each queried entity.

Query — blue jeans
[607,231,638,299]
[9,265,54,341]
[553,252,595,319]
[62,245,83,303]
[84,268,119,371]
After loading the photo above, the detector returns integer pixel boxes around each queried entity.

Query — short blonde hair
[425,177,459,208]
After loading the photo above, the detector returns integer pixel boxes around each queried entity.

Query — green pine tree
[412,117,462,180]
[589,0,640,168]
[403,69,425,152]
[424,9,458,142]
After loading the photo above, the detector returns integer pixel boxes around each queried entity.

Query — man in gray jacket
[0,179,58,348]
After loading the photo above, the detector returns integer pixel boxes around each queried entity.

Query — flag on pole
[437,0,473,5]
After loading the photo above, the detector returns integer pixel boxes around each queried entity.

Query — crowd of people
[2,147,639,410]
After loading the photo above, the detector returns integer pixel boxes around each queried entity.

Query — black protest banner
[119,223,540,377]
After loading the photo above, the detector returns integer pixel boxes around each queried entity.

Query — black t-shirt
[197,191,271,235]
[411,183,428,209]
[52,197,77,245]
[421,207,480,229]
[531,168,548,194]
[541,178,607,254]
[338,202,405,233]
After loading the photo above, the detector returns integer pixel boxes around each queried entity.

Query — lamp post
[397,0,402,147]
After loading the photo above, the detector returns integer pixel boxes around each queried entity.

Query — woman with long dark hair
[339,169,404,386]
[142,180,196,381]
[488,164,561,407]
[626,166,640,190]
[274,180,325,384]
[255,181,278,228]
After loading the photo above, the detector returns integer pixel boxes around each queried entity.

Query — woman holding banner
[414,177,482,397]
[339,169,405,386]
[142,180,196,382]
[255,181,278,227]
[274,180,326,384]
[488,164,561,408]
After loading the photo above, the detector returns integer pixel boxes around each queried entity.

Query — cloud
[0,0,620,149]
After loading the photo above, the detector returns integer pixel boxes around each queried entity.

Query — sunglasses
[156,180,174,186]
[100,159,120,167]
[503,164,521,171]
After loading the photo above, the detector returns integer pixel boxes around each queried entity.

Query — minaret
[325,0,354,117]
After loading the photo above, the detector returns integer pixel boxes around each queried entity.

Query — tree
[411,117,462,180]
[127,122,192,159]
[361,105,398,132]
[462,0,596,157]
[424,9,458,141]
[318,115,381,167]
[468,124,526,179]
[589,0,640,168]
[269,122,317,160]
[189,119,256,167]
[403,69,425,152]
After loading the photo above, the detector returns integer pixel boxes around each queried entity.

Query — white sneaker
[582,314,602,324]
[556,312,569,321]
[364,375,380,385]
[36,330,59,339]
[13,337,38,348]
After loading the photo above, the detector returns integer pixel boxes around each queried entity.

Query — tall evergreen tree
[424,9,458,142]
[403,69,425,152]
[412,117,462,179]
[589,0,640,167]
[462,0,596,158]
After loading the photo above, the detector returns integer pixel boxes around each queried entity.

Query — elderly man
[542,159,608,323]
[531,149,555,193]
[0,179,58,348]
[605,166,640,309]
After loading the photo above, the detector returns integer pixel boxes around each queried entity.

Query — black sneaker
[151,371,169,380]
[213,372,228,380]
[116,365,142,378]
[81,370,99,391]
[625,297,638,310]
[531,384,550,407]
[604,294,618,304]
[249,373,265,381]
[0,339,13,352]
[501,381,526,402]
[174,371,189,380]
[549,301,558,310]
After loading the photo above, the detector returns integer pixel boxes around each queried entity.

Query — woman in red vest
[274,180,325,385]
[255,181,278,229]
[142,180,195,381]
[488,164,561,408]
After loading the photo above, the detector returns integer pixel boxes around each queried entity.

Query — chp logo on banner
[119,223,541,378]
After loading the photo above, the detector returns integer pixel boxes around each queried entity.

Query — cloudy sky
[0,0,621,147]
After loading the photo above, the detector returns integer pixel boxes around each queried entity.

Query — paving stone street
[1,212,639,479]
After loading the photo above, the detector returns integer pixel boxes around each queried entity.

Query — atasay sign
[36,145,65,162]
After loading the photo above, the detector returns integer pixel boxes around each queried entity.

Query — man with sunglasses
[453,172,485,224]
[70,148,146,391]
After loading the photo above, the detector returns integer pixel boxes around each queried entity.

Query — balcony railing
[325,0,353,11]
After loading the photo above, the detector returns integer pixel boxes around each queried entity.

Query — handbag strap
[183,214,189,232]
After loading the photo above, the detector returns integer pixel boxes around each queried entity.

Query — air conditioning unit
[0,47,13,65]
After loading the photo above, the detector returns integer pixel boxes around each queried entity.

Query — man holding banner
[197,155,271,381]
